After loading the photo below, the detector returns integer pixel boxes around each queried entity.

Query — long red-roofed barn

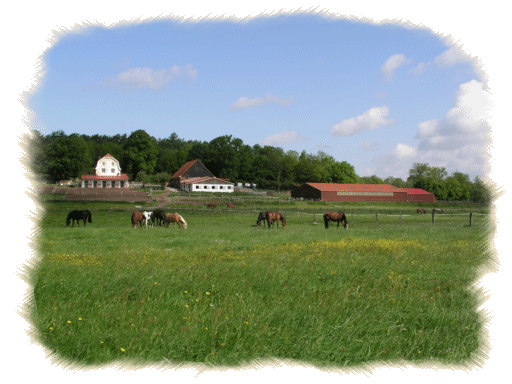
[291,183,435,203]
[169,159,235,193]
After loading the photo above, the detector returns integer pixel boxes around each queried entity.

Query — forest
[30,129,491,203]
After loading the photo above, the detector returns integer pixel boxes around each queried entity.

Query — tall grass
[31,202,490,367]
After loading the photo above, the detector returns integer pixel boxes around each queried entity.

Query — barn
[170,159,234,193]
[291,183,435,203]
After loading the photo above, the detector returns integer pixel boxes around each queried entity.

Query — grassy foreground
[31,200,491,367]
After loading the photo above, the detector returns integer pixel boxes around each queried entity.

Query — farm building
[170,159,234,193]
[80,154,130,188]
[291,183,435,203]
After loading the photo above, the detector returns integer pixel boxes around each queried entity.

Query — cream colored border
[9,1,506,383]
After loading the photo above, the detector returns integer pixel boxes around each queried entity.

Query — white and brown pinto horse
[164,213,188,229]
[323,211,348,229]
[131,211,145,228]
[142,211,153,227]
[266,211,286,229]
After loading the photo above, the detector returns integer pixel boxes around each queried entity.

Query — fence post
[400,211,402,226]
[469,212,473,227]
[376,212,378,227]
[432,211,435,225]
[351,213,354,227]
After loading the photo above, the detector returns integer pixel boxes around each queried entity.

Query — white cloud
[369,80,491,179]
[92,65,197,91]
[261,130,309,146]
[408,61,430,77]
[330,106,393,137]
[380,54,413,82]
[408,45,474,77]
[360,140,380,151]
[229,94,294,111]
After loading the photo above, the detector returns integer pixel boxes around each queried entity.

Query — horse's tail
[324,214,329,228]
[88,211,92,223]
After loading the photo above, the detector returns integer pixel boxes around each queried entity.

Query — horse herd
[66,207,440,229]
[65,208,349,230]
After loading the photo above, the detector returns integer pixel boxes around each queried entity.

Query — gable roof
[171,159,214,179]
[180,176,233,185]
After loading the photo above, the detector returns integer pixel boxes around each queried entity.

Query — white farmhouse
[80,153,130,188]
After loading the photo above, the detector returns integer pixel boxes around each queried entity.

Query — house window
[102,168,106,173]
[220,186,224,189]
[212,186,216,189]
[227,186,232,189]
[204,186,208,189]
[195,185,200,189]
[111,168,115,173]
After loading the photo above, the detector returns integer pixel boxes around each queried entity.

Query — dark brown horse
[256,211,268,227]
[323,212,348,229]
[227,203,236,210]
[266,211,286,229]
[164,213,188,229]
[131,211,144,228]
[417,208,426,214]
[206,203,216,209]
[152,209,166,226]
[66,209,92,227]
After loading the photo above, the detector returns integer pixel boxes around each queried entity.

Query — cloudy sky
[29,15,489,181]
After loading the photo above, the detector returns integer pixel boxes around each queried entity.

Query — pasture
[31,197,492,367]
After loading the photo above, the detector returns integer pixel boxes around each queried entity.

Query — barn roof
[401,188,434,195]
[81,174,129,180]
[305,183,403,192]
[171,159,214,179]
[180,176,233,185]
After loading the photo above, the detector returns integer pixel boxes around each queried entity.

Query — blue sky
[30,15,489,181]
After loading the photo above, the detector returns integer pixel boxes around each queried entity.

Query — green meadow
[31,196,491,367]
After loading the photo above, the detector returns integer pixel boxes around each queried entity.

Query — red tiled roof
[81,174,129,180]
[401,188,434,195]
[306,183,402,192]
[181,176,233,185]
[172,159,197,178]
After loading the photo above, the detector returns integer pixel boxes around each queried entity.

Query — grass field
[30,196,492,367]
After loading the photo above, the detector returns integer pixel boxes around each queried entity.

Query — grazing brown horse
[266,211,286,229]
[417,208,426,214]
[227,203,236,210]
[152,209,166,226]
[131,211,144,228]
[164,213,188,229]
[323,212,348,229]
[256,211,268,227]
[206,203,216,209]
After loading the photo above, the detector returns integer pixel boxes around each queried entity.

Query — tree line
[30,129,491,203]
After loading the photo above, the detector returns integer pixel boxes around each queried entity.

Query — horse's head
[66,218,70,226]
[343,222,349,229]
[281,219,286,229]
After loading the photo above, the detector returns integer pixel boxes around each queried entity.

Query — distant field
[31,196,492,367]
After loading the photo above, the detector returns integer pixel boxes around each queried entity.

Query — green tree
[122,130,158,179]
[46,133,93,181]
